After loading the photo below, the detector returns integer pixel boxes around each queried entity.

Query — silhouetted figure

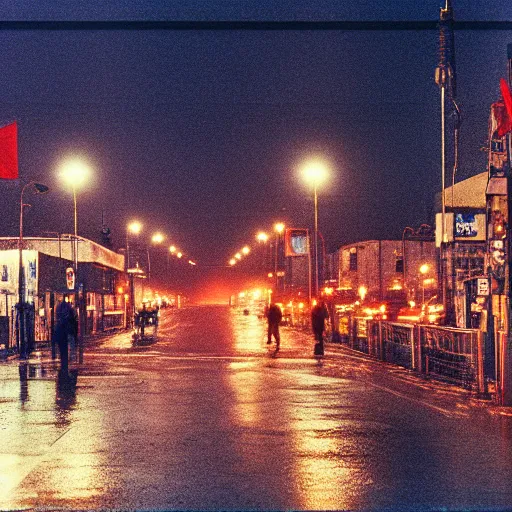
[53,297,78,371]
[311,301,329,356]
[265,303,283,350]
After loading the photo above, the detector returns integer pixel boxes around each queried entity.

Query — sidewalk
[0,329,130,363]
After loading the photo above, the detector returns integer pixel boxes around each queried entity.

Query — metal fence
[332,315,485,395]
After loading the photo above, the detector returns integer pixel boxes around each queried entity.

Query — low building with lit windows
[0,235,128,350]
[336,238,437,312]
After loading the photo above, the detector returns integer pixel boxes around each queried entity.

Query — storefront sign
[66,267,75,290]
[285,228,309,257]
[477,278,489,296]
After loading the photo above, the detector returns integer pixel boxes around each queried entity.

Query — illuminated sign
[285,228,309,257]
[436,212,486,246]
[66,267,75,290]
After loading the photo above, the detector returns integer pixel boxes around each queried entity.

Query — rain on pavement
[2,305,512,511]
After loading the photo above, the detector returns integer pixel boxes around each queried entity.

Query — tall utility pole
[435,0,459,325]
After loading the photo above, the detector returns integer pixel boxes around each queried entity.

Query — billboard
[285,228,309,257]
[435,212,486,246]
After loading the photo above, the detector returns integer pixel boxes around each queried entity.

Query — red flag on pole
[0,121,18,179]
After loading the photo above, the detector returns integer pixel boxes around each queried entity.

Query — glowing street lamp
[177,252,183,259]
[126,221,142,271]
[419,263,430,306]
[302,159,329,297]
[229,258,237,266]
[242,246,250,255]
[60,158,90,272]
[273,222,285,292]
[256,232,269,243]
[235,252,242,260]
[152,232,164,244]
[274,222,285,234]
[169,245,176,254]
[128,221,142,235]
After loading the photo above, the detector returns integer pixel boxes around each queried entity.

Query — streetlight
[152,232,164,244]
[148,232,165,283]
[17,181,49,358]
[126,221,142,323]
[419,263,430,306]
[302,160,328,297]
[127,221,142,271]
[274,222,285,293]
[256,232,270,273]
[60,159,89,273]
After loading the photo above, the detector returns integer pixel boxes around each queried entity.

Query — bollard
[410,325,416,370]
[379,321,385,361]
[415,325,422,374]
[499,332,512,405]
[476,330,487,397]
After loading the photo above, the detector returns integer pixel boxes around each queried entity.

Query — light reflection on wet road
[2,305,512,511]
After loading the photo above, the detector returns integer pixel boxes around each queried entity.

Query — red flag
[0,122,18,179]
[501,78,512,120]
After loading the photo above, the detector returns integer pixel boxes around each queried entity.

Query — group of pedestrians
[265,300,330,356]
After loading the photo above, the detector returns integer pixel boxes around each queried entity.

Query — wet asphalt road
[2,305,512,511]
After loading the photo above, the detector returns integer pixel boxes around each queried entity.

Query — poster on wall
[454,213,478,237]
[0,249,38,301]
[453,212,486,241]
[66,267,75,290]
[284,228,309,257]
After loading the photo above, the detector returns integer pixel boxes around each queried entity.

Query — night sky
[1,1,511,298]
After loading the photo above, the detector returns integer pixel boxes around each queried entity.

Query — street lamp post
[256,231,269,273]
[60,159,89,362]
[127,221,142,322]
[302,161,328,298]
[274,223,285,294]
[419,263,430,308]
[17,182,49,358]
[60,160,88,271]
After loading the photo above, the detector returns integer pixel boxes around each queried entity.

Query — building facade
[0,235,128,350]
[336,239,437,307]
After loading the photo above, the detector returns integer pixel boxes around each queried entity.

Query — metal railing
[331,314,485,395]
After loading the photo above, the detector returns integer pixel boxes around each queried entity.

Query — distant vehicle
[396,297,444,325]
[396,306,423,323]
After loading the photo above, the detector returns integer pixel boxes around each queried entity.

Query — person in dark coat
[311,300,329,355]
[265,303,283,350]
[53,297,78,371]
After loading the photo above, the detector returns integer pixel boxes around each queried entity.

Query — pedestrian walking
[311,300,329,356]
[53,296,78,371]
[265,302,283,350]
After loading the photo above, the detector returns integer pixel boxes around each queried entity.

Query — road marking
[366,382,469,418]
